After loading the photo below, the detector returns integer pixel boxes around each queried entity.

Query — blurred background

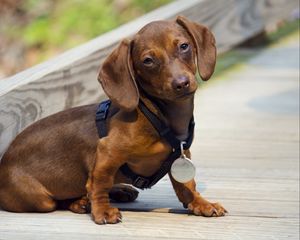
[0,0,172,79]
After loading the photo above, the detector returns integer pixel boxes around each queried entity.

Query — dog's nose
[172,76,190,91]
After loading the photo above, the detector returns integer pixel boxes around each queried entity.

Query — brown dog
[0,16,226,224]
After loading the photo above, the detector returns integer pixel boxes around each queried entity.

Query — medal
[170,141,196,183]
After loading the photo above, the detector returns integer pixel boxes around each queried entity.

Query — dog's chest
[127,140,171,176]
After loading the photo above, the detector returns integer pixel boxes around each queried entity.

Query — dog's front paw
[92,206,122,224]
[188,199,227,217]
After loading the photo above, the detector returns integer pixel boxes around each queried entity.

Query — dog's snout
[172,76,190,91]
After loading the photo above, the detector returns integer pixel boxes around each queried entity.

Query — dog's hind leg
[66,196,91,214]
[109,184,139,203]
[0,168,56,213]
[67,184,139,214]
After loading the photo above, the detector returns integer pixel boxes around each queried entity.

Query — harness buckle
[96,100,111,121]
[133,176,150,189]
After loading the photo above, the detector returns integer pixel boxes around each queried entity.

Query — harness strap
[119,151,179,189]
[95,100,111,137]
[138,100,194,151]
[95,99,194,189]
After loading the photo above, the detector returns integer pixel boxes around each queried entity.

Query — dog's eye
[180,43,189,52]
[143,57,154,66]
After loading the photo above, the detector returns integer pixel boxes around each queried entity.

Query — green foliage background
[12,0,172,59]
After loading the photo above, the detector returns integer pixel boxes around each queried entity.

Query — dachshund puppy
[0,16,226,224]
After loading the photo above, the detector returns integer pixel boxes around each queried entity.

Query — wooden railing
[0,0,298,157]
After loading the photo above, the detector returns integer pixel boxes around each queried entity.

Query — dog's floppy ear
[98,39,139,111]
[176,16,216,81]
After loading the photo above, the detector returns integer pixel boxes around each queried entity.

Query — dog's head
[98,16,216,111]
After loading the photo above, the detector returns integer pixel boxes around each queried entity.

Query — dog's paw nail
[93,217,107,225]
[117,217,122,223]
[212,208,218,216]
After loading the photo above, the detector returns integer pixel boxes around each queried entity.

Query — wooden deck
[0,28,299,240]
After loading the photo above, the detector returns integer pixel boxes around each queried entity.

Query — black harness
[95,99,195,189]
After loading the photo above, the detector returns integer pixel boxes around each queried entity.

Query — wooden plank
[111,168,299,217]
[0,211,298,240]
[0,0,298,157]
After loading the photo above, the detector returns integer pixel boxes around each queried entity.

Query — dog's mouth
[177,90,196,99]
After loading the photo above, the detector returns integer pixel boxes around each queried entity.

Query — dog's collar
[95,99,195,189]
